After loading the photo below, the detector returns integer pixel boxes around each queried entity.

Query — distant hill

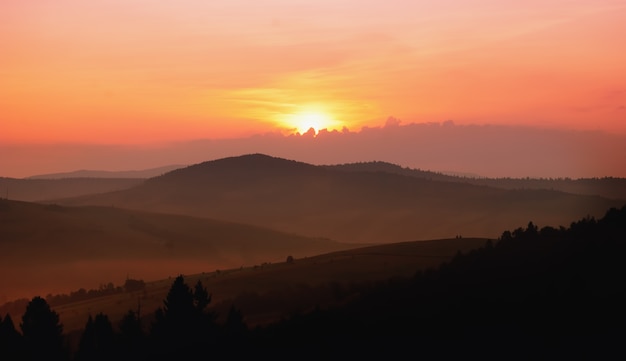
[0,165,184,202]
[326,161,626,200]
[0,198,349,302]
[27,164,185,179]
[324,161,457,182]
[56,153,622,243]
[0,177,144,202]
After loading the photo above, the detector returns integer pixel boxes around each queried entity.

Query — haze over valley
[1,153,624,303]
[2,0,625,358]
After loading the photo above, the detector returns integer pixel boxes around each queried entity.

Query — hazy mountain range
[27,165,185,179]
[2,152,624,302]
[53,154,622,244]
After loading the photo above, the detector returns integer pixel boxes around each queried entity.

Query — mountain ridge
[27,164,185,179]
[55,153,621,244]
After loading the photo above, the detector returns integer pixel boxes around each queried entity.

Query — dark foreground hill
[0,236,489,336]
[252,205,626,359]
[58,154,621,243]
[0,199,348,302]
[2,205,623,360]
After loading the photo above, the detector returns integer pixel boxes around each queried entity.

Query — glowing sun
[288,111,335,134]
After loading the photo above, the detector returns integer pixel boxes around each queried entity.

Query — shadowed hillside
[251,205,626,359]
[0,236,488,335]
[57,154,622,243]
[0,199,349,302]
[3,206,624,359]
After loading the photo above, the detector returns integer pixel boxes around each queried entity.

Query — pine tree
[150,276,218,358]
[76,313,115,361]
[20,296,67,361]
[118,309,144,361]
[0,314,24,360]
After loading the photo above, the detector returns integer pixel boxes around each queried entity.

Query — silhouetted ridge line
[326,160,626,200]
[148,153,322,183]
[50,153,622,244]
[27,165,185,180]
[325,161,457,182]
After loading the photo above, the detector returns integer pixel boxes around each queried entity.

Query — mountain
[27,164,185,179]
[0,164,183,203]
[326,161,626,200]
[0,177,144,202]
[56,153,621,243]
[0,198,349,302]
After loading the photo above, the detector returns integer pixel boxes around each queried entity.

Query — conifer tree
[20,296,67,361]
[76,313,115,361]
[0,314,24,359]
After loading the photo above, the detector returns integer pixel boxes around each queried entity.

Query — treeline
[0,276,246,360]
[1,205,625,359]
[256,205,626,358]
[0,279,145,321]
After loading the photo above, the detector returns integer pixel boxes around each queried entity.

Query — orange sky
[1,0,626,145]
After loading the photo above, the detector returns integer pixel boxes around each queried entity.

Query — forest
[1,205,625,360]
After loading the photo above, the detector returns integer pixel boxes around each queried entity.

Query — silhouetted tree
[525,221,538,238]
[118,309,144,360]
[226,305,248,335]
[123,279,146,293]
[75,313,115,361]
[246,205,626,358]
[20,296,67,361]
[225,305,246,334]
[76,315,94,360]
[0,314,24,360]
[150,276,217,358]
[193,280,211,312]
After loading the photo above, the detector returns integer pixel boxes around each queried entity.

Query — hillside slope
[0,199,348,302]
[1,236,489,334]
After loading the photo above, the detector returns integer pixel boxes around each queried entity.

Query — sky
[1,0,626,176]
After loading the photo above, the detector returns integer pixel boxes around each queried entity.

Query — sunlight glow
[283,110,339,135]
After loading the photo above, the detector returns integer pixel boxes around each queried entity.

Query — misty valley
[1,154,625,360]
[4,0,626,358]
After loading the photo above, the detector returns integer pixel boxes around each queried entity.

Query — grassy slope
[0,199,350,302]
[2,237,488,335]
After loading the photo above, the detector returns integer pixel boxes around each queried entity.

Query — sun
[286,110,336,135]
